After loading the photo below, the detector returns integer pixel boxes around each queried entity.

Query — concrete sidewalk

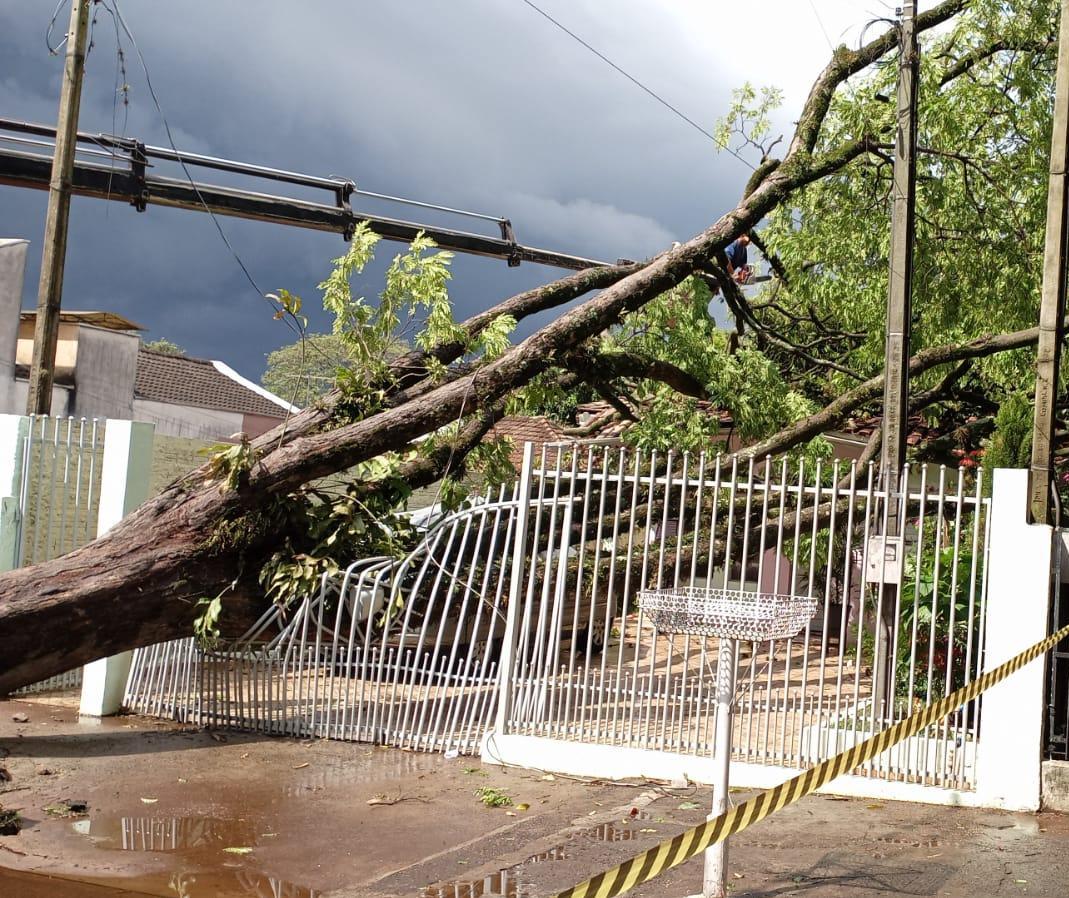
[1,696,1066,897]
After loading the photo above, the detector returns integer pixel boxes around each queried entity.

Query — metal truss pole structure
[0,119,617,273]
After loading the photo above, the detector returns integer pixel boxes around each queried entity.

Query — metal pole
[1030,0,1069,525]
[25,0,91,415]
[874,0,919,724]
[704,636,736,898]
[494,441,535,736]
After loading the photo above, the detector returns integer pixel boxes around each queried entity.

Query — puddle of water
[52,813,321,897]
[421,818,646,897]
[282,750,438,797]
[77,816,259,852]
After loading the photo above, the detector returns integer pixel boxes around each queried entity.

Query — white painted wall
[132,398,243,441]
[0,240,28,416]
[975,468,1052,811]
[80,420,155,717]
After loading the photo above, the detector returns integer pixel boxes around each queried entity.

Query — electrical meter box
[865,535,904,585]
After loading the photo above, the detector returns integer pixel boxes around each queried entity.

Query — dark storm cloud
[0,0,764,379]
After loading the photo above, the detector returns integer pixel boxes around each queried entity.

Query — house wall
[149,433,215,495]
[72,326,138,420]
[132,398,244,441]
[242,411,285,439]
[0,240,28,415]
[5,379,71,417]
[16,320,80,377]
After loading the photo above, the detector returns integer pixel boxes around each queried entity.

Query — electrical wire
[45,0,69,55]
[516,0,756,172]
[101,0,317,433]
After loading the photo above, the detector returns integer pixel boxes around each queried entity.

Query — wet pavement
[2,695,1069,897]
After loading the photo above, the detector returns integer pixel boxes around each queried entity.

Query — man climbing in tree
[724,232,752,284]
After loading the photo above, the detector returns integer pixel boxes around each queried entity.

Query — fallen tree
[2,0,1059,692]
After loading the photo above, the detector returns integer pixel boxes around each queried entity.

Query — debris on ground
[10,713,28,723]
[43,799,88,817]
[474,786,512,808]
[0,807,22,835]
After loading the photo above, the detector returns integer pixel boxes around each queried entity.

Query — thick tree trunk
[0,0,982,693]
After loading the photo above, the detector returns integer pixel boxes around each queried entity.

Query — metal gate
[4,416,106,694]
[126,442,991,790]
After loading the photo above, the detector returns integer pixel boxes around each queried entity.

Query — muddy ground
[1,696,1067,897]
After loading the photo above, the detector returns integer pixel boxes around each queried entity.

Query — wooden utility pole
[1029,0,1069,525]
[26,0,92,415]
[873,0,919,723]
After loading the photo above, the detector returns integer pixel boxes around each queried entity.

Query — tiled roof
[135,349,290,418]
[486,415,567,470]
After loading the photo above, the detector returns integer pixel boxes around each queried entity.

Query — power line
[104,1,276,316]
[517,0,756,171]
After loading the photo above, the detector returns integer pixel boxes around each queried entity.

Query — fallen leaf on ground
[209,733,227,743]
[677,801,702,810]
[866,803,885,810]
[223,847,253,855]
[541,774,556,782]
[505,811,517,816]
[140,798,158,804]
[515,803,530,811]
[292,763,309,769]
[733,873,745,879]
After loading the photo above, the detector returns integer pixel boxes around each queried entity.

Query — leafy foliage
[261,333,358,408]
[143,337,185,356]
[473,787,512,808]
[758,0,1057,410]
[898,530,981,703]
[982,392,1034,476]
[204,226,516,622]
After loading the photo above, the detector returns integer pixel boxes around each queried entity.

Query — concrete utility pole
[880,0,919,503]
[26,0,92,415]
[1029,0,1069,525]
[873,1,919,723]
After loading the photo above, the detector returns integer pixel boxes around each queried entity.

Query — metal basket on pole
[638,587,817,898]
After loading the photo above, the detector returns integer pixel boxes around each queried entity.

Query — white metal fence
[500,444,989,790]
[127,485,521,754]
[5,416,106,694]
[2,415,152,699]
[125,442,990,792]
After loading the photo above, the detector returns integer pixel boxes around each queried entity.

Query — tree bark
[0,1,984,693]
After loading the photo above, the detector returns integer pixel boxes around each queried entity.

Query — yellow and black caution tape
[552,622,1069,898]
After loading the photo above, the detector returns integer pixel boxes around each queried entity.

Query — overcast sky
[0,0,907,383]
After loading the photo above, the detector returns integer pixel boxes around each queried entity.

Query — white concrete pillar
[79,419,154,716]
[0,414,28,571]
[975,468,1052,810]
[0,240,29,415]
